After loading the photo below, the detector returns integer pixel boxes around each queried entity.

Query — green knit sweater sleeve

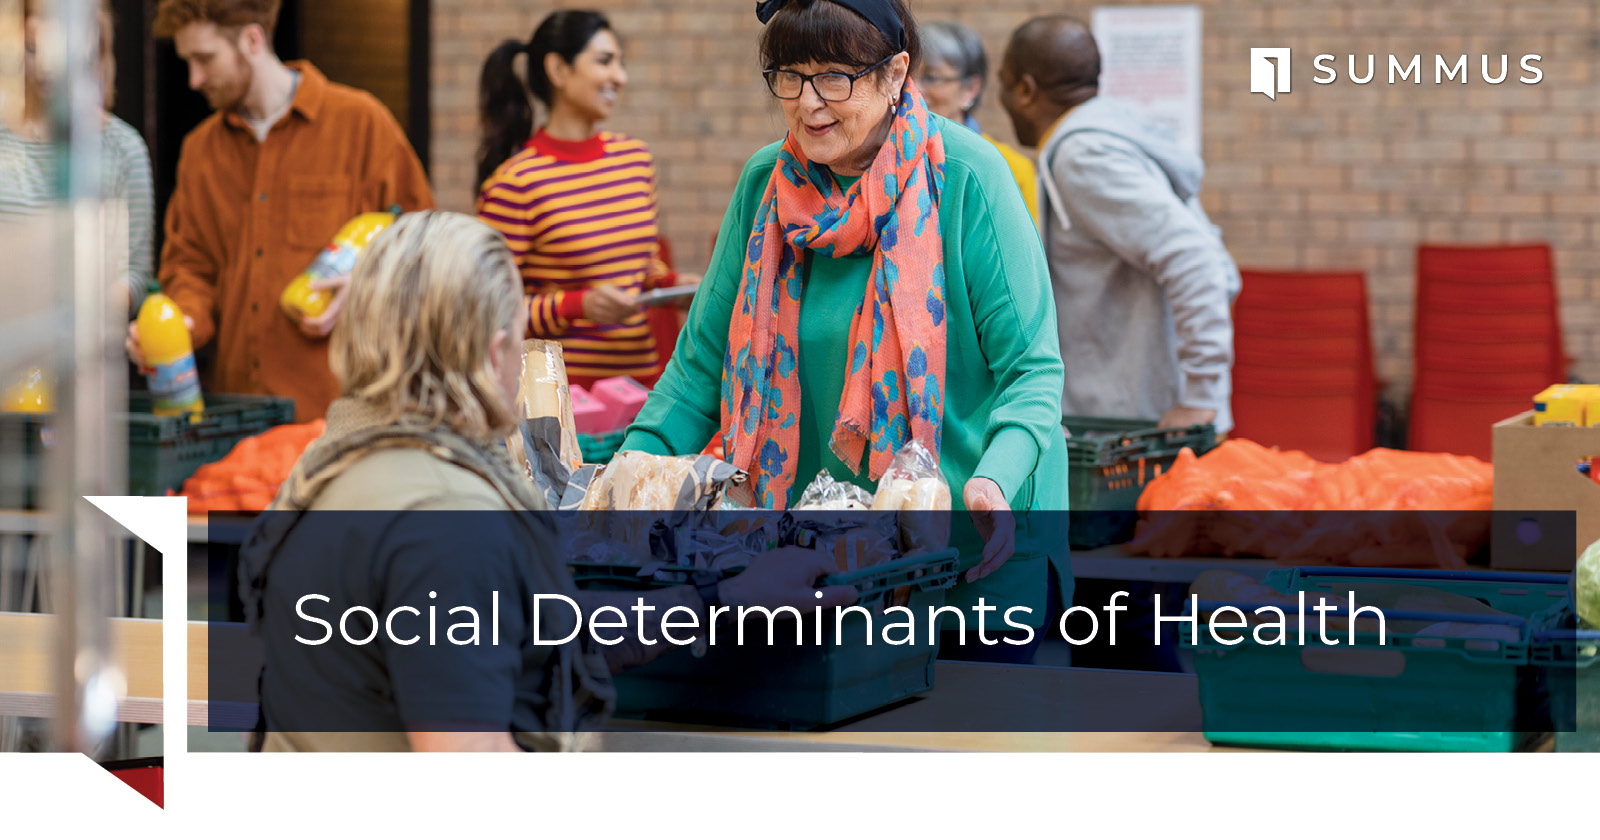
[621,146,777,456]
[949,146,1066,503]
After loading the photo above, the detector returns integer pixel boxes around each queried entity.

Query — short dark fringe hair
[759,0,921,76]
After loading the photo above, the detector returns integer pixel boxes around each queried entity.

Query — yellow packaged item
[137,292,205,420]
[2,367,54,413]
[280,209,399,321]
[1534,384,1584,427]
[1568,384,1600,426]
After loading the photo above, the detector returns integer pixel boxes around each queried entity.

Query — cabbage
[1578,538,1600,629]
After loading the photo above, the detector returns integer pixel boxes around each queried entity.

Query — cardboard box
[1491,411,1597,570]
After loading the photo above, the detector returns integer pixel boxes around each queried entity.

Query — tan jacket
[308,447,510,513]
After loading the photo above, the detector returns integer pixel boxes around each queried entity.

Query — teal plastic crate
[0,392,295,507]
[125,392,296,496]
[1063,415,1215,549]
[0,410,50,509]
[573,550,959,729]
[578,429,626,464]
[1188,566,1568,751]
[1531,599,1600,752]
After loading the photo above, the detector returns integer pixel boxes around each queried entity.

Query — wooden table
[0,611,164,724]
[3,614,1553,754]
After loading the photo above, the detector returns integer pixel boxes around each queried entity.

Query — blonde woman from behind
[239,211,849,752]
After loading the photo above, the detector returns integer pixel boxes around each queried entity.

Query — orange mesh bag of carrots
[1124,441,1493,568]
[180,421,326,514]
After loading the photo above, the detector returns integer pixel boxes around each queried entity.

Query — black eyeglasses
[764,53,895,102]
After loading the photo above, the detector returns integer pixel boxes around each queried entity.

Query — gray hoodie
[1038,97,1238,433]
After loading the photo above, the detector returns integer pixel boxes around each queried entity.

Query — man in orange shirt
[128,0,433,421]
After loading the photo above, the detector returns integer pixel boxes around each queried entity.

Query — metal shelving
[1,0,131,755]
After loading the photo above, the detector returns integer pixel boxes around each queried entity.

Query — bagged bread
[507,339,583,507]
[795,469,873,511]
[871,478,914,511]
[568,451,744,511]
[870,440,952,555]
[871,441,951,511]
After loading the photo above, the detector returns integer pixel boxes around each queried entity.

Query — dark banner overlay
[204,510,1582,737]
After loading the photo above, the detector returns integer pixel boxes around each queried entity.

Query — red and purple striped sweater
[476,129,671,386]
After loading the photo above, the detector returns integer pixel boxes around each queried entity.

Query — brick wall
[429,0,1600,399]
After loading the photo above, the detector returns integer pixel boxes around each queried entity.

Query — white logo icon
[1250,48,1292,100]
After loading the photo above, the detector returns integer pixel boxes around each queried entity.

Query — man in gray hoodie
[999,15,1237,434]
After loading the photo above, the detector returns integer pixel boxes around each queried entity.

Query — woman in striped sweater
[475,10,682,389]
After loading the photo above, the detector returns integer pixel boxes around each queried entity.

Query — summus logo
[1250,48,1291,100]
[1250,48,1544,99]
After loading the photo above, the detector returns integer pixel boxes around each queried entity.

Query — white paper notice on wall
[1090,5,1203,156]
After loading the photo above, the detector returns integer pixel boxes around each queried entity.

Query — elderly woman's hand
[963,477,1015,583]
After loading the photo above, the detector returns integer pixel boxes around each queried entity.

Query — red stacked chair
[1409,243,1565,460]
[1231,269,1377,462]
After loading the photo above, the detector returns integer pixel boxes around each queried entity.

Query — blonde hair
[331,211,524,440]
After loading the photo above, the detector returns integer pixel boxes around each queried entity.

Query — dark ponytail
[475,10,613,190]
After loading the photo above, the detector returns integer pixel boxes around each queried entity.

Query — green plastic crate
[1063,415,1215,549]
[0,392,295,507]
[573,550,959,729]
[1531,600,1600,752]
[577,429,626,464]
[1188,566,1568,751]
[0,411,50,509]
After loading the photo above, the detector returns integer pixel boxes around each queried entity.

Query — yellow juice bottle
[1,366,54,413]
[136,292,204,420]
[279,208,400,321]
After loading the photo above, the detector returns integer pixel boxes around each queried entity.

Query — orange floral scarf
[721,80,947,508]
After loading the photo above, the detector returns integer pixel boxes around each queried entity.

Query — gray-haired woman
[918,20,1039,223]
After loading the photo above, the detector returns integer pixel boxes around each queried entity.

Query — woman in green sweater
[619,0,1069,658]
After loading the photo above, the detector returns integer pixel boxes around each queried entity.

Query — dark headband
[755,0,907,52]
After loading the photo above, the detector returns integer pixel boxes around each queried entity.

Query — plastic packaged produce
[181,420,326,513]
[1127,440,1492,567]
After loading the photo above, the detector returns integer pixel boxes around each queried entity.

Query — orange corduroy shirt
[159,61,433,422]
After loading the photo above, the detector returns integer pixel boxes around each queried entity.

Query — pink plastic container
[591,376,651,431]
[570,383,610,436]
